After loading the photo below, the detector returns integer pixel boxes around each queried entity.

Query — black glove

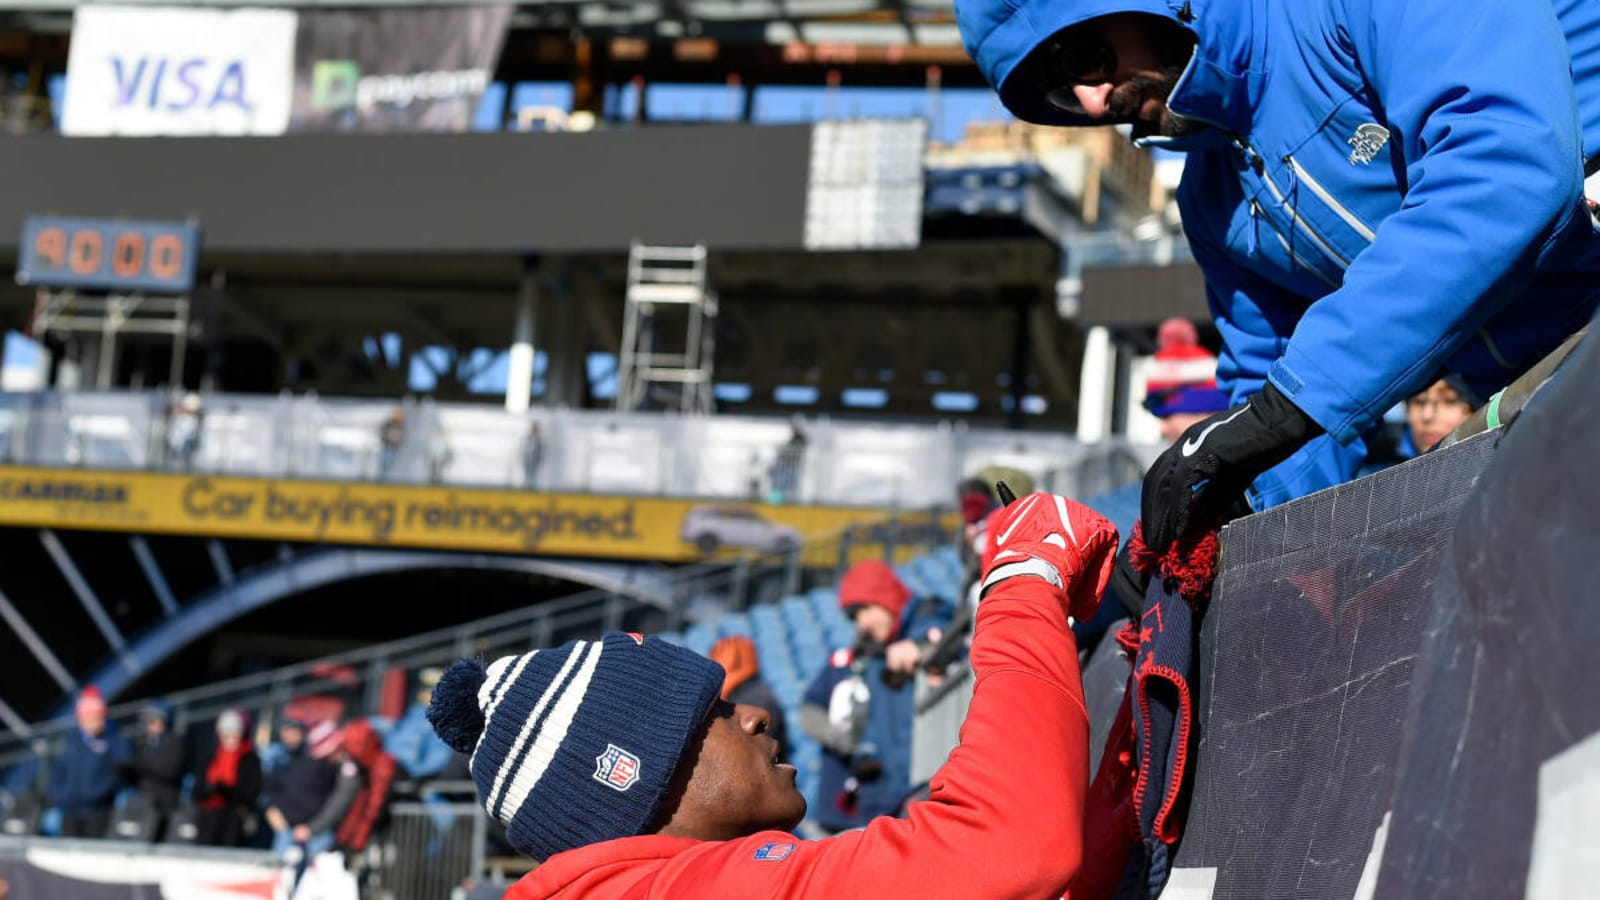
[1140,383,1321,555]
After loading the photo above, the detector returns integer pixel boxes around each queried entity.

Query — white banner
[63,5,297,136]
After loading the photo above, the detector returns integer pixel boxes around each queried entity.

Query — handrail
[0,387,1149,510]
[1438,326,1588,450]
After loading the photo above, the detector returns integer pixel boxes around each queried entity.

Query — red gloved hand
[979,491,1119,622]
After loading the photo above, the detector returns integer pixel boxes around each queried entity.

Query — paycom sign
[62,6,296,136]
[289,6,510,133]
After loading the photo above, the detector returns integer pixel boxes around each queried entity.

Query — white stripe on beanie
[495,640,604,826]
[472,650,537,765]
[486,641,593,818]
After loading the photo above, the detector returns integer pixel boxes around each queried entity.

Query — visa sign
[63,6,296,136]
[111,58,253,112]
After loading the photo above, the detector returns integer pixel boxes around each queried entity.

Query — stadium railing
[373,793,488,900]
[0,389,1157,509]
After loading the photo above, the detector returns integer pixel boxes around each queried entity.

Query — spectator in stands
[378,407,406,480]
[194,709,262,847]
[1142,318,1233,445]
[521,420,545,489]
[707,637,787,764]
[118,700,186,841]
[1406,376,1478,455]
[1097,322,1234,624]
[423,490,1128,897]
[164,393,205,470]
[767,425,808,503]
[306,720,398,856]
[48,687,128,838]
[383,668,455,779]
[264,716,340,857]
[799,559,949,833]
[955,466,1036,600]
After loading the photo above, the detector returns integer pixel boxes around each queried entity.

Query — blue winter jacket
[802,657,919,832]
[959,0,1600,506]
[48,725,129,815]
[801,594,952,831]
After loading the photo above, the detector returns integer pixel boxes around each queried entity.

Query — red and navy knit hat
[1143,318,1231,417]
[427,633,724,862]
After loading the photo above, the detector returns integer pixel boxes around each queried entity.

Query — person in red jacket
[306,719,398,854]
[428,490,1132,899]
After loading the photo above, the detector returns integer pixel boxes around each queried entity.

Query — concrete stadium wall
[0,125,812,254]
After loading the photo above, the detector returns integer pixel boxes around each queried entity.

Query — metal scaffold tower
[615,242,717,414]
[30,290,192,389]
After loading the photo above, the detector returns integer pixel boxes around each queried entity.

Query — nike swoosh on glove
[1140,382,1321,556]
[979,491,1120,623]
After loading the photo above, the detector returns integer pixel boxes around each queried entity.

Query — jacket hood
[956,0,1263,138]
[837,559,912,628]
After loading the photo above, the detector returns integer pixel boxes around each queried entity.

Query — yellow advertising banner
[0,466,941,563]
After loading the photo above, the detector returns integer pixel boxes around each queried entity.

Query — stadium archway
[74,548,672,706]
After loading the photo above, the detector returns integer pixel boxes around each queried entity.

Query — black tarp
[1374,327,1600,899]
[1156,324,1599,898]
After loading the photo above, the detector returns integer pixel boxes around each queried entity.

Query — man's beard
[1108,63,1196,139]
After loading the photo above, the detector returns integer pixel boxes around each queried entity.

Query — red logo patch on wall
[594,743,642,792]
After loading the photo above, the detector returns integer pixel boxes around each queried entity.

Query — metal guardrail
[909,665,974,787]
[0,388,1155,510]
[373,800,488,900]
[0,803,488,900]
[1439,325,1589,450]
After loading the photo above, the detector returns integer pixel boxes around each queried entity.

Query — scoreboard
[17,216,200,294]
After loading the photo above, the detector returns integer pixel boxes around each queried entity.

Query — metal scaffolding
[615,242,717,414]
[29,289,192,389]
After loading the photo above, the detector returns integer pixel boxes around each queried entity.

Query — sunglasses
[1038,26,1117,114]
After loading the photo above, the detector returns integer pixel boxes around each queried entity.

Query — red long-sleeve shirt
[508,573,1098,899]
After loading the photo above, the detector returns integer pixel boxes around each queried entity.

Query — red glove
[979,491,1119,622]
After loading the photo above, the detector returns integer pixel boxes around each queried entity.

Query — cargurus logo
[311,59,487,110]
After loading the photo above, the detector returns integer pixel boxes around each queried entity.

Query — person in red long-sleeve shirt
[427,491,1134,899]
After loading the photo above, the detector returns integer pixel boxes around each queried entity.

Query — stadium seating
[656,542,966,817]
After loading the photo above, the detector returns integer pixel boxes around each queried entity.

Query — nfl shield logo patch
[593,744,642,792]
[753,841,796,861]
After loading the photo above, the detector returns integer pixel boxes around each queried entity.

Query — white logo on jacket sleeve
[1347,123,1390,165]
[594,744,641,791]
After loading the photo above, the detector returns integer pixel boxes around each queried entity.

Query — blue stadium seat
[781,607,816,635]
[717,614,752,637]
[683,624,715,656]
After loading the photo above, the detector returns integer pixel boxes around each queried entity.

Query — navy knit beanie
[427,632,724,861]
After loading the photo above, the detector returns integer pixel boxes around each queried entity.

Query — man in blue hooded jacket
[48,687,129,838]
[957,0,1600,554]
